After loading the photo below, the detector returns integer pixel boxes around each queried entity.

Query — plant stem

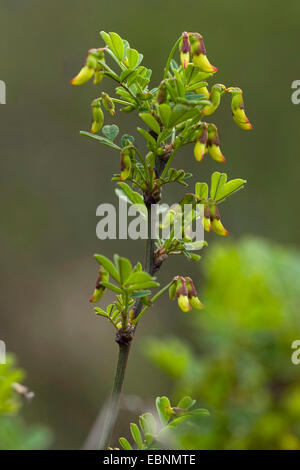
[98,342,131,449]
[163,36,181,80]
[145,203,156,275]
[98,203,156,449]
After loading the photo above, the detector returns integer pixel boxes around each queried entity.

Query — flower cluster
[169,276,204,312]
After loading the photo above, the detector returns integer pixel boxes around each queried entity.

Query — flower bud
[129,308,136,323]
[175,277,191,312]
[202,84,225,116]
[210,204,228,236]
[191,33,218,73]
[145,151,156,169]
[158,81,167,104]
[196,85,210,98]
[169,281,177,300]
[228,87,253,131]
[121,105,135,113]
[91,100,104,134]
[102,92,116,116]
[120,149,132,181]
[93,70,104,85]
[185,277,204,310]
[211,218,228,236]
[189,296,204,310]
[70,65,94,86]
[178,294,191,312]
[193,123,208,162]
[204,204,211,232]
[194,141,206,162]
[207,124,225,162]
[180,32,191,69]
[89,268,109,302]
[71,48,105,86]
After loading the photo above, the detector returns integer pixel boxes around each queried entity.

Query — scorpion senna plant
[71,30,252,449]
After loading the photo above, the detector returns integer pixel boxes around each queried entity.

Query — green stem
[145,203,156,275]
[163,36,181,80]
[132,280,173,325]
[160,146,179,179]
[111,97,133,106]
[99,202,157,449]
[98,342,131,449]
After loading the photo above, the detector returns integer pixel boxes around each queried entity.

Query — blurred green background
[0,0,300,449]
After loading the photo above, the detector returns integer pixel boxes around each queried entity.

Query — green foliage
[144,238,300,449]
[91,254,160,329]
[72,30,253,449]
[0,354,52,450]
[116,395,209,450]
[71,31,252,307]
[0,355,24,416]
[0,417,52,451]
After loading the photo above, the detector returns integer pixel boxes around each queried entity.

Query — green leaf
[120,69,135,82]
[132,262,142,273]
[216,178,247,202]
[139,413,157,436]
[158,104,172,127]
[139,113,161,135]
[186,408,210,417]
[189,253,201,262]
[109,32,124,61]
[129,281,159,291]
[156,396,171,426]
[137,128,157,150]
[157,128,173,146]
[173,69,185,97]
[126,48,139,69]
[121,134,134,147]
[131,289,151,299]
[126,71,139,87]
[116,87,136,103]
[123,39,130,55]
[137,53,144,67]
[100,31,113,50]
[177,396,196,410]
[187,81,208,92]
[118,257,132,285]
[183,240,207,251]
[130,423,143,449]
[126,271,153,286]
[94,307,108,317]
[170,59,179,71]
[80,132,121,151]
[168,104,188,127]
[173,107,202,127]
[99,282,123,294]
[119,437,133,450]
[94,254,120,283]
[115,183,147,218]
[102,125,119,142]
[145,433,155,447]
[210,172,228,200]
[195,182,208,200]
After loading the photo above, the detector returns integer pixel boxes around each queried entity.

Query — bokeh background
[0,0,300,449]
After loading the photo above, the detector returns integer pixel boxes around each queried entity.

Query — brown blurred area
[0,0,300,448]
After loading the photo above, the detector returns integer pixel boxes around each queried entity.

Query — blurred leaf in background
[144,237,300,449]
[0,354,52,449]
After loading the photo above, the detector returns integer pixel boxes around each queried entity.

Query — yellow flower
[177,294,191,312]
[70,66,94,86]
